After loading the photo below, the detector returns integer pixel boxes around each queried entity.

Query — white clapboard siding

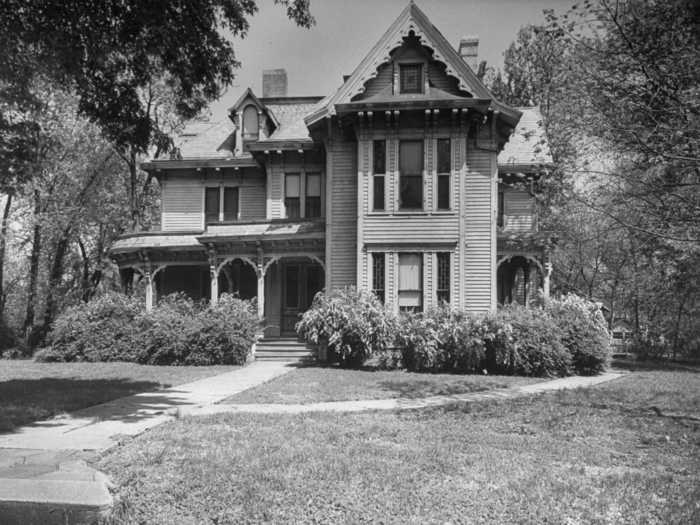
[503,188,535,232]
[362,215,459,243]
[329,139,357,288]
[464,146,495,313]
[161,177,203,231]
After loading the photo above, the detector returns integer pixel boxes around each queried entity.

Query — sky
[210,0,573,115]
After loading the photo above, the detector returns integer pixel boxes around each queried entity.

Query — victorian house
[110,2,553,340]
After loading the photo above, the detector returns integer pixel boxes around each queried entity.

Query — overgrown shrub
[44,292,141,362]
[295,287,396,368]
[40,292,257,365]
[490,306,572,377]
[545,294,611,375]
[137,294,258,366]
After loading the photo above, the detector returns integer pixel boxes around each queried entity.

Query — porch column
[256,265,265,318]
[210,263,219,306]
[543,261,552,301]
[145,269,156,312]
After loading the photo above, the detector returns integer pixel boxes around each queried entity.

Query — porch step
[255,338,317,362]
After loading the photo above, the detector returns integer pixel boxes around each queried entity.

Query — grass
[0,360,238,432]
[224,365,542,404]
[100,368,700,524]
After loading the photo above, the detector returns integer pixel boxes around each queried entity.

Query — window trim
[242,104,260,141]
[284,171,324,219]
[399,63,424,94]
[204,185,240,224]
[436,138,451,211]
[398,252,423,313]
[371,252,385,304]
[372,140,386,212]
[398,139,424,211]
[436,252,451,304]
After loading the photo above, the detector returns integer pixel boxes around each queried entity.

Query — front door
[281,261,324,336]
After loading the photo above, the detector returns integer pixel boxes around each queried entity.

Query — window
[437,139,451,210]
[437,252,450,304]
[372,253,385,303]
[223,187,239,221]
[497,189,505,228]
[400,63,423,94]
[399,253,422,312]
[373,140,386,211]
[399,140,423,209]
[205,187,220,224]
[242,105,259,141]
[305,173,321,218]
[205,186,239,223]
[285,173,301,218]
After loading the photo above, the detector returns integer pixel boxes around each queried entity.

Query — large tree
[0,0,314,228]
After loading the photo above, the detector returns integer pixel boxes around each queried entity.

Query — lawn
[99,366,700,524]
[224,365,542,404]
[0,360,238,432]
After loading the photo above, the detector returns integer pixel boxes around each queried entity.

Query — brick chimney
[458,36,479,72]
[262,69,287,97]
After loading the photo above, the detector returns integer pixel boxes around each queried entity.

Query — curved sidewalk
[187,371,625,416]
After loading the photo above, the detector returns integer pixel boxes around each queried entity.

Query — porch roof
[110,231,204,253]
[198,220,325,243]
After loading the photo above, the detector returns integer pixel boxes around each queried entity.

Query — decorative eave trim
[305,2,521,127]
[141,157,259,171]
[336,97,491,114]
[245,139,318,152]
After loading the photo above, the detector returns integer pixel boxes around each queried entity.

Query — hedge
[36,292,259,365]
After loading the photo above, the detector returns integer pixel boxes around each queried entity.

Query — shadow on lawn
[0,377,188,433]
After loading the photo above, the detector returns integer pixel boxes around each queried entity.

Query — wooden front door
[281,261,324,336]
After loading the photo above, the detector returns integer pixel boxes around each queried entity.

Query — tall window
[497,189,505,228]
[372,253,385,303]
[285,173,301,218]
[400,64,423,94]
[205,186,239,224]
[305,173,321,218]
[437,252,450,304]
[205,187,219,224]
[399,140,423,210]
[373,140,386,211]
[399,253,422,312]
[436,139,451,210]
[242,105,259,141]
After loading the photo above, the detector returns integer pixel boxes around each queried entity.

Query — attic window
[242,105,259,141]
[400,63,423,94]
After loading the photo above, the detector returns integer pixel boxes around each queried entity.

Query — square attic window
[400,63,423,94]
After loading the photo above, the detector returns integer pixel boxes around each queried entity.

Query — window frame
[497,188,505,229]
[398,252,423,313]
[284,171,324,219]
[398,140,424,211]
[436,252,450,304]
[371,252,385,304]
[372,140,386,212]
[204,185,240,224]
[436,138,451,211]
[305,172,322,218]
[242,104,260,141]
[399,63,424,94]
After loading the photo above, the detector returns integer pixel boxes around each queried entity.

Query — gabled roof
[498,107,553,171]
[228,88,279,128]
[175,118,237,160]
[305,1,520,127]
[258,98,322,143]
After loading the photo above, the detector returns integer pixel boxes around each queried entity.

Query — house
[109,2,553,338]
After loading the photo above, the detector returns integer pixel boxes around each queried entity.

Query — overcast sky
[210,0,573,115]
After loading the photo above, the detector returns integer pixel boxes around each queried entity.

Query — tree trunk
[129,148,139,232]
[0,191,14,314]
[41,229,71,337]
[23,190,42,335]
[77,237,91,302]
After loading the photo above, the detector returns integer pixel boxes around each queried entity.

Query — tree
[0,0,314,228]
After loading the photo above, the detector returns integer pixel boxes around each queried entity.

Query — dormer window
[242,105,259,141]
[400,63,423,94]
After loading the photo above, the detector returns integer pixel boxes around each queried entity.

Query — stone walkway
[0,361,294,524]
[191,372,624,416]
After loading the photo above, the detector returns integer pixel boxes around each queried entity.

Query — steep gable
[305,1,519,126]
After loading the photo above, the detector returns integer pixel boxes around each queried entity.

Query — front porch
[109,220,326,338]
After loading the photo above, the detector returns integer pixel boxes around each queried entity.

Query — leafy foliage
[295,287,396,368]
[39,292,257,365]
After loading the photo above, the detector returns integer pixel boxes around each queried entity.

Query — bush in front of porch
[35,292,259,365]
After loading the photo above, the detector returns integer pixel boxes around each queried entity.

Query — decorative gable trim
[228,88,279,129]
[305,1,520,127]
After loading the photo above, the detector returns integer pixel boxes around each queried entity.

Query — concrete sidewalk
[0,361,294,524]
[192,371,625,415]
